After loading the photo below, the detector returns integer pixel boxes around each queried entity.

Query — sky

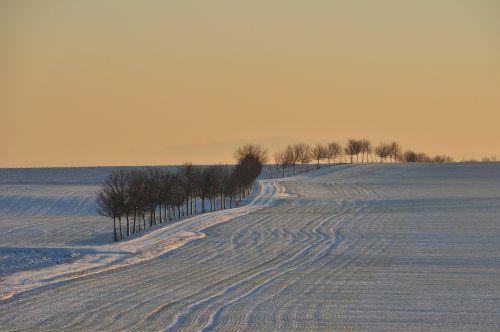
[1,0,499,167]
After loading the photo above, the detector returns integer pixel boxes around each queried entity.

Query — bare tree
[360,139,371,163]
[124,170,143,234]
[311,144,327,169]
[389,142,402,162]
[179,163,197,216]
[223,168,239,208]
[284,145,299,175]
[326,142,342,165]
[293,143,311,173]
[345,139,362,163]
[97,170,128,241]
[432,155,453,163]
[199,167,214,213]
[234,144,265,197]
[404,150,415,162]
[416,152,431,163]
[274,151,289,178]
[234,144,268,165]
[375,142,391,162]
[158,170,175,223]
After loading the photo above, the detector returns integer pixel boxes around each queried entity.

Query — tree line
[97,145,267,241]
[272,139,454,177]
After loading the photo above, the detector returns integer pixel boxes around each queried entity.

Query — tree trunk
[132,210,136,234]
[113,217,118,241]
[118,217,123,240]
[137,211,141,232]
[126,214,130,237]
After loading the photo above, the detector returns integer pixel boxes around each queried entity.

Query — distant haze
[1,0,499,167]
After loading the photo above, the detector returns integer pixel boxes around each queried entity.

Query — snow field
[1,163,500,331]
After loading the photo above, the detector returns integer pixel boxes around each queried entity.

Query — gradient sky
[1,0,499,167]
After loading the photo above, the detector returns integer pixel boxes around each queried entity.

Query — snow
[0,248,81,275]
[1,163,500,331]
[0,170,291,301]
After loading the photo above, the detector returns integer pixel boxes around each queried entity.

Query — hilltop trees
[269,137,454,174]
[270,139,451,169]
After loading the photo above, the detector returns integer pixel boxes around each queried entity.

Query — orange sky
[1,0,499,167]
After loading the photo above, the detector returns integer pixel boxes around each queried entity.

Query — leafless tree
[274,151,289,178]
[234,144,268,165]
[345,139,362,163]
[360,139,371,163]
[97,170,128,241]
[389,142,402,162]
[402,150,431,163]
[375,142,391,162]
[234,145,265,197]
[222,168,239,208]
[416,152,431,163]
[432,155,453,163]
[326,142,342,165]
[199,167,214,213]
[293,143,311,173]
[284,145,299,175]
[124,170,143,234]
[179,163,198,216]
[169,174,186,218]
[158,170,175,223]
[311,144,327,169]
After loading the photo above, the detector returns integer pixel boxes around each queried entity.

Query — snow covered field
[1,163,500,330]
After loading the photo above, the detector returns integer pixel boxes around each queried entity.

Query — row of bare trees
[97,145,267,241]
[273,142,343,177]
[272,139,453,177]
